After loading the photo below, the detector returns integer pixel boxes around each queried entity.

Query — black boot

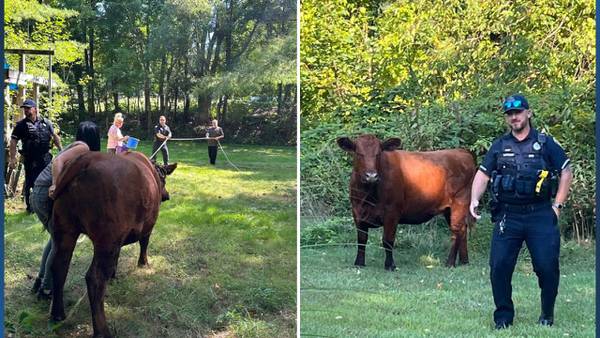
[494,321,512,330]
[538,315,554,326]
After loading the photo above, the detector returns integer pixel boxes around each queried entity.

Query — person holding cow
[8,99,62,213]
[152,115,172,165]
[30,121,101,299]
[206,119,224,165]
[469,94,573,330]
[107,112,129,153]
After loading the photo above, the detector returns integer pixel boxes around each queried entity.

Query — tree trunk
[164,54,175,113]
[158,54,167,114]
[174,87,179,115]
[221,95,228,123]
[73,63,86,122]
[144,63,151,137]
[184,93,190,120]
[216,96,223,120]
[86,25,95,118]
[113,91,120,112]
[198,94,211,122]
[277,82,283,116]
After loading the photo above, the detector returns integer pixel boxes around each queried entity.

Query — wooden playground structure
[4,49,56,197]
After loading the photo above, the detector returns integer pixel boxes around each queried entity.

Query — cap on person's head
[20,99,36,108]
[502,94,529,113]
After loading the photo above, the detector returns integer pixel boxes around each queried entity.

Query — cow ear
[337,137,355,152]
[382,138,402,151]
[164,163,178,175]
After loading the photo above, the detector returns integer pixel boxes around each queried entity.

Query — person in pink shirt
[107,113,129,153]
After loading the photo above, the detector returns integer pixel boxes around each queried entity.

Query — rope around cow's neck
[148,137,241,171]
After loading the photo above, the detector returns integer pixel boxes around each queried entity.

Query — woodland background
[6,0,296,145]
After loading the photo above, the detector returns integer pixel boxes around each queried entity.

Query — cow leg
[49,231,78,322]
[110,250,121,279]
[444,208,459,267]
[382,214,398,271]
[354,223,368,267]
[138,234,151,267]
[446,204,470,267]
[86,246,120,338]
[457,226,469,265]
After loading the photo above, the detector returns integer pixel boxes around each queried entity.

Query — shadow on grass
[5,143,297,338]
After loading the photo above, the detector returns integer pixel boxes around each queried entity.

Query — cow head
[154,162,178,201]
[337,135,402,184]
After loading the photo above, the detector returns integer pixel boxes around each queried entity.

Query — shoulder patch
[537,133,547,144]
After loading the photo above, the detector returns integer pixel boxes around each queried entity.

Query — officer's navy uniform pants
[23,157,50,211]
[489,204,560,324]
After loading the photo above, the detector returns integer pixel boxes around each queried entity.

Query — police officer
[152,115,172,164]
[469,94,573,330]
[8,99,62,213]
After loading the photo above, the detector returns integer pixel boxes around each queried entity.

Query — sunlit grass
[300,217,594,337]
[5,141,297,337]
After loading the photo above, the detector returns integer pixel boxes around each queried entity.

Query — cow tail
[465,212,476,231]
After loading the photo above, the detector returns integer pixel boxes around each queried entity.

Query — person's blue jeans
[30,185,54,291]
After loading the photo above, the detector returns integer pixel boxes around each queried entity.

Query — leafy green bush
[300,0,595,240]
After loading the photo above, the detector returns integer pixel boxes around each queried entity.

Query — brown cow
[49,151,176,338]
[337,134,475,270]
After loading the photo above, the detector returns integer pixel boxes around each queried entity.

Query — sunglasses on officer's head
[504,100,522,109]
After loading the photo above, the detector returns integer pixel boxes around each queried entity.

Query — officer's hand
[48,185,56,199]
[8,158,16,170]
[552,206,560,219]
[469,200,482,220]
[123,136,129,141]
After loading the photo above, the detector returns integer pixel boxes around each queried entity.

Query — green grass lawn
[5,140,297,337]
[300,216,594,337]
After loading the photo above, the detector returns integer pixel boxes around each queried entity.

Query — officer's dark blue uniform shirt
[479,128,570,177]
[11,115,55,160]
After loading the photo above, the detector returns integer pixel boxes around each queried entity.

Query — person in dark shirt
[8,99,62,213]
[30,121,100,299]
[152,115,172,164]
[206,119,224,165]
[470,94,573,329]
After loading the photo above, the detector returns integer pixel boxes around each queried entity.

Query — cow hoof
[354,263,366,268]
[384,265,396,271]
[459,260,469,265]
[137,262,149,268]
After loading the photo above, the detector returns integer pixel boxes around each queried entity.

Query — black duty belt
[501,202,551,213]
